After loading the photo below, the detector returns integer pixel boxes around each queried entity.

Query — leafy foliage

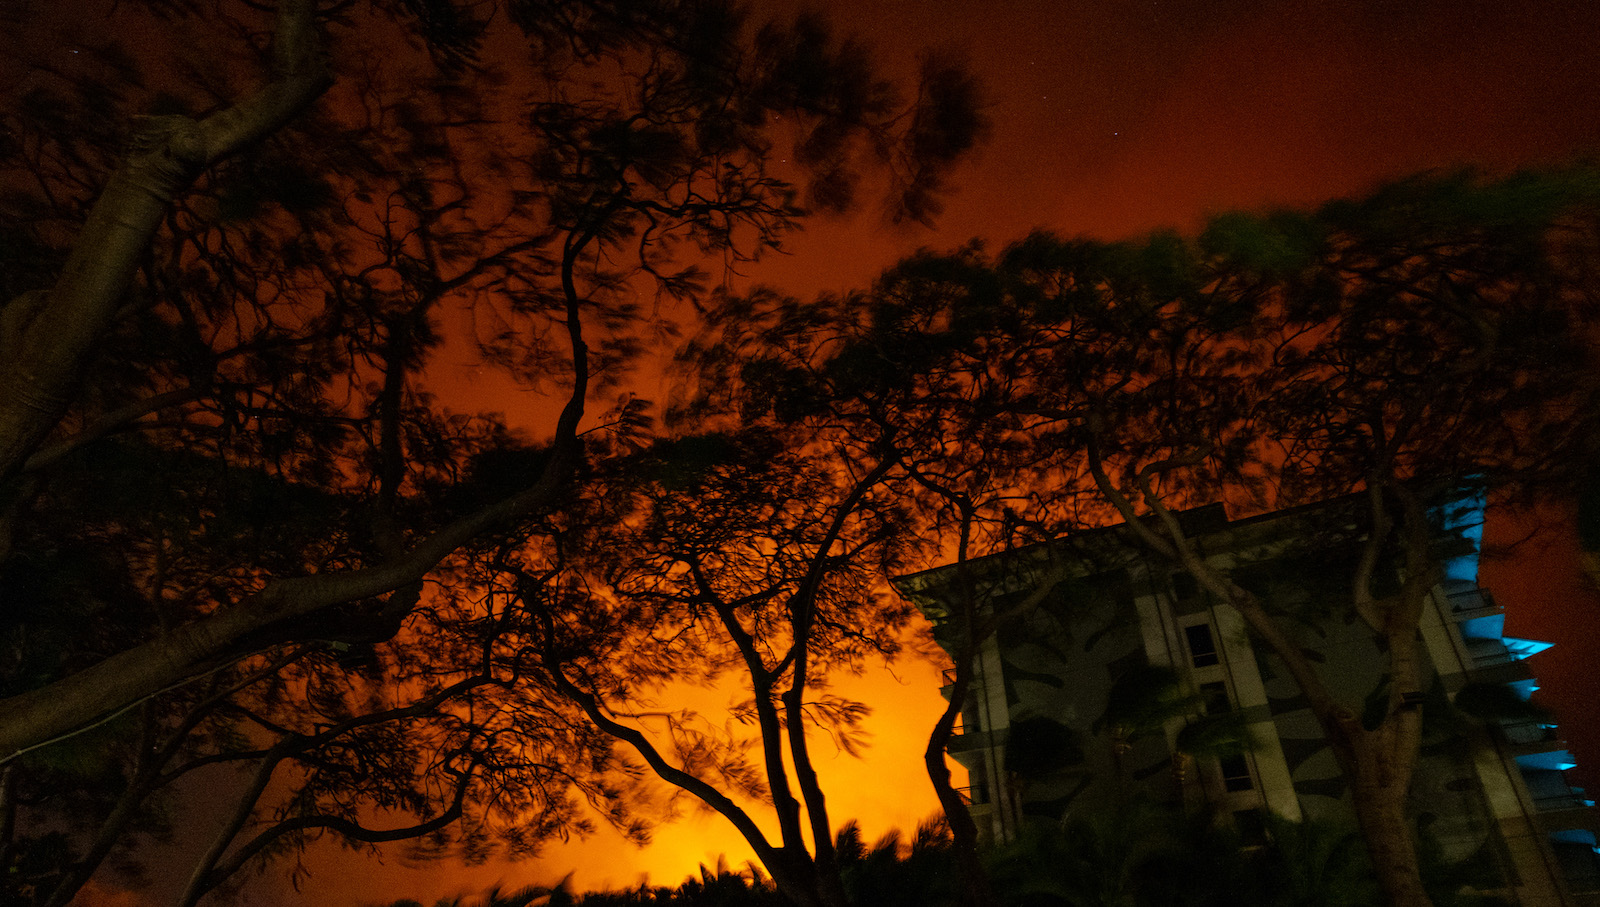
[0,0,985,902]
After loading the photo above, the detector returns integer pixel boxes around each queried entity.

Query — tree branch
[0,0,330,481]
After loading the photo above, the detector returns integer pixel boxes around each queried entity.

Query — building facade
[897,495,1600,906]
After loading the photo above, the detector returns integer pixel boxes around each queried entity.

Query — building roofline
[893,485,1487,595]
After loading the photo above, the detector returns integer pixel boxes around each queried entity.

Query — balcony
[1500,720,1561,747]
[1534,799,1600,835]
[1446,588,1503,626]
[1499,720,1570,764]
[1467,659,1536,689]
[957,783,991,807]
[948,728,1000,756]
[1520,764,1600,836]
[1550,830,1600,894]
[940,666,988,699]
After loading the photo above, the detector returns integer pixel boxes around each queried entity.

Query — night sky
[90,1,1600,903]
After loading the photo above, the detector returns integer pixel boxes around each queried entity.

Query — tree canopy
[0,0,985,901]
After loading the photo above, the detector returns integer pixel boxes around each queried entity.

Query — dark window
[1172,572,1199,600]
[1171,572,1204,615]
[1233,808,1268,846]
[1220,754,1253,791]
[1185,623,1219,668]
[1200,681,1230,714]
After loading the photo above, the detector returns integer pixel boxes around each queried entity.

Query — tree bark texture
[0,0,330,483]
[1349,740,1435,907]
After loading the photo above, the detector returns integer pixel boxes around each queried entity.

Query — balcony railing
[956,784,991,806]
[1446,587,1500,618]
[1500,720,1561,747]
[1522,767,1596,821]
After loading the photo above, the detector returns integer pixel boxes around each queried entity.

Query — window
[1185,622,1219,668]
[1220,754,1253,791]
[1200,681,1230,715]
[1172,572,1199,600]
[1171,571,1203,614]
[1233,808,1268,846]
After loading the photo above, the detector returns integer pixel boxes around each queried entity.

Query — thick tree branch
[0,167,607,760]
[185,756,479,907]
[544,657,785,873]
[0,450,571,759]
[0,0,331,482]
[22,385,209,473]
[1352,482,1394,633]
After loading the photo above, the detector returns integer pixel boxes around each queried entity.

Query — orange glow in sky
[223,1,1600,902]
[284,654,953,901]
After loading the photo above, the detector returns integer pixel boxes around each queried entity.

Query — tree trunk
[1350,766,1434,907]
[1314,683,1433,907]
[1186,565,1436,907]
[765,848,837,907]
[925,658,997,907]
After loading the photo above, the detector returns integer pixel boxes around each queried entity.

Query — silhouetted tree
[489,429,916,907]
[374,822,954,906]
[0,0,984,899]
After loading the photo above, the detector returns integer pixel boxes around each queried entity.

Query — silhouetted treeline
[378,807,1508,907]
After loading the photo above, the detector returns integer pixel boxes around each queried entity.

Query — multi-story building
[896,494,1600,906]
